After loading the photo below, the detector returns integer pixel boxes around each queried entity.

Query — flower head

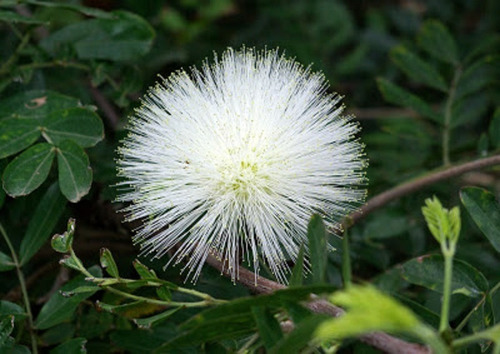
[117,47,366,283]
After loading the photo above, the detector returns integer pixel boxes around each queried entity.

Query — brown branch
[88,84,120,130]
[205,255,429,354]
[348,154,500,225]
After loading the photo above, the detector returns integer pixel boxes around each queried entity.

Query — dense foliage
[0,0,499,353]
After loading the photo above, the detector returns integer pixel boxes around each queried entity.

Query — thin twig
[205,255,430,354]
[0,224,38,354]
[88,84,120,130]
[348,154,500,225]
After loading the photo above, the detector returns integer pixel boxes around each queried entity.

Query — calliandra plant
[117,47,366,283]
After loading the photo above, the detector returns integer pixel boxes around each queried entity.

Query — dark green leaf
[0,118,40,159]
[158,285,334,351]
[270,315,331,354]
[252,306,283,349]
[49,337,87,354]
[100,248,119,278]
[0,251,15,272]
[289,244,305,287]
[307,214,327,284]
[24,0,113,18]
[363,212,409,239]
[19,183,66,264]
[34,266,102,330]
[43,108,104,148]
[489,108,500,149]
[156,285,171,301]
[400,255,488,297]
[450,94,489,128]
[133,308,181,329]
[110,330,166,352]
[41,10,155,62]
[0,90,80,121]
[182,285,334,330]
[0,301,27,321]
[0,316,14,347]
[0,10,47,24]
[376,78,442,123]
[394,294,440,328]
[2,143,55,197]
[51,218,76,254]
[417,20,459,65]
[390,46,447,91]
[56,140,92,203]
[460,187,500,253]
[455,56,498,99]
[0,160,6,208]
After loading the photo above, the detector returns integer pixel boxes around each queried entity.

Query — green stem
[104,286,224,307]
[0,224,38,354]
[71,250,224,306]
[455,281,500,332]
[452,331,488,348]
[442,66,462,166]
[417,325,450,354]
[341,231,352,289]
[439,253,453,333]
[17,60,91,72]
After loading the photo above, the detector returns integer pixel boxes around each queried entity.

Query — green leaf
[0,316,14,347]
[59,254,84,272]
[133,308,181,329]
[97,300,163,318]
[0,90,81,121]
[421,196,461,244]
[133,259,158,280]
[400,255,489,297]
[390,46,447,91]
[270,315,331,354]
[315,285,421,340]
[51,218,76,254]
[34,266,102,330]
[158,285,334,350]
[289,244,305,287]
[41,10,155,62]
[0,118,40,159]
[460,187,500,253]
[455,56,498,99]
[100,248,119,278]
[49,337,87,354]
[0,301,27,321]
[252,306,283,349]
[417,20,459,65]
[0,10,47,24]
[450,94,489,129]
[19,183,67,264]
[489,108,500,149]
[43,108,104,148]
[2,143,55,197]
[0,251,15,272]
[307,214,327,284]
[156,285,171,301]
[56,140,92,203]
[24,0,113,18]
[376,78,442,123]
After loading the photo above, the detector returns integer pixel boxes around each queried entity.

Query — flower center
[217,159,263,199]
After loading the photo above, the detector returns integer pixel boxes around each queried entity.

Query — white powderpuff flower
[117,47,366,283]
